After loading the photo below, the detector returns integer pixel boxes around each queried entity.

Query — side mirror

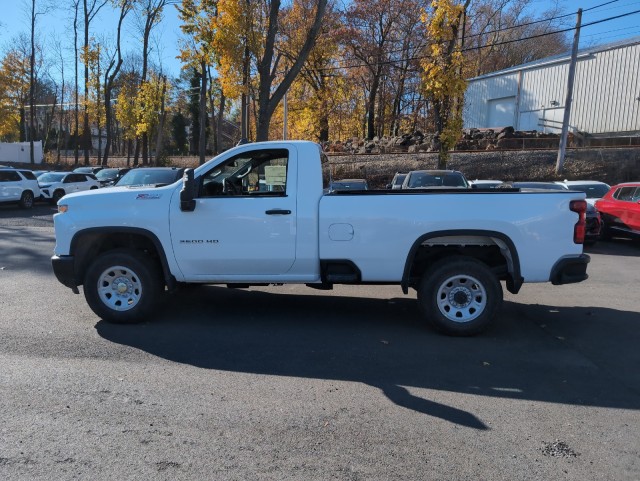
[385,183,392,189]
[180,168,196,212]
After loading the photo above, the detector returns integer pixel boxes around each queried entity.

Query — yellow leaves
[134,77,164,137]
[0,50,29,141]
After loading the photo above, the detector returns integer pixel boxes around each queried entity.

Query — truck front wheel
[417,256,502,336]
[83,249,162,324]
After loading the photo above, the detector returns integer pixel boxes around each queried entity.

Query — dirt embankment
[327,147,640,188]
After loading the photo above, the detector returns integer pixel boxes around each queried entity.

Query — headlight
[58,204,69,213]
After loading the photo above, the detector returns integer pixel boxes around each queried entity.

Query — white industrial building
[463,37,640,136]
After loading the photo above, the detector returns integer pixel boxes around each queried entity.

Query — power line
[319,7,640,73]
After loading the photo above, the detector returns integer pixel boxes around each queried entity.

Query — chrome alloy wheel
[436,274,487,323]
[96,265,143,311]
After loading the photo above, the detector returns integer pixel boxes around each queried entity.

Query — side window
[200,148,289,198]
[63,175,75,183]
[615,187,635,201]
[0,171,21,182]
[632,187,640,202]
[19,170,37,180]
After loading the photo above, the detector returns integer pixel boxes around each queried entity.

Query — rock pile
[322,127,566,154]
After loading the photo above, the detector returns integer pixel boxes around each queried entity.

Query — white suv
[0,168,42,209]
[38,172,100,204]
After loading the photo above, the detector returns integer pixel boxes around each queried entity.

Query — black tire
[51,189,65,204]
[599,218,612,241]
[417,256,503,336]
[19,190,34,209]
[83,249,163,324]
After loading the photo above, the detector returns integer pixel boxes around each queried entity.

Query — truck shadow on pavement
[96,286,640,430]
[0,226,56,274]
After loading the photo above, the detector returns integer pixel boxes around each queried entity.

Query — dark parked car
[329,178,369,191]
[401,170,470,189]
[73,166,105,175]
[115,167,185,187]
[386,172,407,190]
[595,182,640,240]
[95,167,131,187]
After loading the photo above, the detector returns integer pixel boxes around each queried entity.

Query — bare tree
[135,0,169,165]
[82,0,108,165]
[28,0,53,163]
[102,0,133,165]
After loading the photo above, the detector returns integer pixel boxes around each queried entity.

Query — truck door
[169,147,297,278]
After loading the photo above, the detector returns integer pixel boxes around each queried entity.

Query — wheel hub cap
[436,274,487,323]
[114,278,132,295]
[97,266,142,312]
[451,287,471,308]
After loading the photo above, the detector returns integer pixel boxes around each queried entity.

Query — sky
[2,0,640,82]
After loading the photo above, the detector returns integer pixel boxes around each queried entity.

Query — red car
[595,182,640,239]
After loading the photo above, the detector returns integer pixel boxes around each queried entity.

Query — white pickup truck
[51,140,590,335]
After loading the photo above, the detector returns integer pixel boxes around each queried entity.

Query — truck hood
[60,184,177,208]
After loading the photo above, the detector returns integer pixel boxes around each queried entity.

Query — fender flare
[69,226,176,289]
[400,229,523,294]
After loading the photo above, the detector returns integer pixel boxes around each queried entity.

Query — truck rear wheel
[417,256,502,336]
[83,249,162,324]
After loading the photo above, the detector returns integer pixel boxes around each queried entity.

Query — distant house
[464,37,640,137]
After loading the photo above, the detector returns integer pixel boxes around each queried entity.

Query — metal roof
[468,35,640,81]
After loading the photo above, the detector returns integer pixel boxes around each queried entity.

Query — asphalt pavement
[0,203,639,480]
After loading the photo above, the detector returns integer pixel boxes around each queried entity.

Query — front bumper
[550,254,590,285]
[51,255,79,291]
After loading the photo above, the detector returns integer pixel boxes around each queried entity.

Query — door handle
[265,209,291,215]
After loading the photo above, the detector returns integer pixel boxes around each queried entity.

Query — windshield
[408,172,468,188]
[393,174,406,186]
[39,172,66,183]
[567,184,610,198]
[96,169,119,181]
[116,169,181,186]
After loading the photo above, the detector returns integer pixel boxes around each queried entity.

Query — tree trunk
[216,92,226,154]
[198,61,207,165]
[366,74,379,141]
[155,75,167,165]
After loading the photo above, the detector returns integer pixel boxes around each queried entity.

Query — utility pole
[556,8,582,174]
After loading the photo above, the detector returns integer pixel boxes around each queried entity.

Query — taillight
[570,200,587,244]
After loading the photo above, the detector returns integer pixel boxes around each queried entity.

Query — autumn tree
[278,0,343,142]
[114,70,139,164]
[422,0,469,168]
[212,0,328,141]
[0,49,30,141]
[178,0,217,164]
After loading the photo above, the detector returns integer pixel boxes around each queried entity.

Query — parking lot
[0,203,639,480]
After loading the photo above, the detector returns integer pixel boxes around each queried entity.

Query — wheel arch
[401,229,523,295]
[69,227,176,289]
